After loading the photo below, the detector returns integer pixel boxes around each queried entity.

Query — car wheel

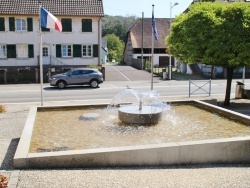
[90,80,99,88]
[57,81,66,89]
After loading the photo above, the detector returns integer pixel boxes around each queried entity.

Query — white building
[0,0,104,83]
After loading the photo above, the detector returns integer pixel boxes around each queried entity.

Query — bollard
[3,69,7,84]
[101,67,105,81]
[163,72,167,80]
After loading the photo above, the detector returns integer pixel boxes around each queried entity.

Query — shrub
[145,60,151,71]
[0,104,7,113]
[0,174,8,188]
[87,65,102,71]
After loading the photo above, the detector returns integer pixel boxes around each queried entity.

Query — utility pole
[169,2,179,80]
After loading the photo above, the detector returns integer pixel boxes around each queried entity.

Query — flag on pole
[152,9,158,41]
[41,7,62,32]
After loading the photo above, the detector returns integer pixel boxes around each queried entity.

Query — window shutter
[9,17,15,31]
[0,17,5,31]
[41,27,50,32]
[82,19,92,32]
[56,44,61,57]
[28,44,34,58]
[62,19,72,32]
[7,44,16,58]
[93,44,98,57]
[27,18,33,31]
[73,44,81,57]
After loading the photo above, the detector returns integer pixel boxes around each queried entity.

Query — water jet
[116,89,166,125]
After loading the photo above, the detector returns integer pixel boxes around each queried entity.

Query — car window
[82,70,94,74]
[63,70,71,75]
[71,70,82,75]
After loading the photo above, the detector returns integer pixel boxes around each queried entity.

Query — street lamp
[169,2,179,80]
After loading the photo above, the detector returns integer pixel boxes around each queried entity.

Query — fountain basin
[14,100,250,169]
[118,105,162,124]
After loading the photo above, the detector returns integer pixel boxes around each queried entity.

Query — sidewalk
[1,97,250,188]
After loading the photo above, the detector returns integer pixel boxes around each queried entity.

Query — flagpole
[39,0,44,106]
[141,12,144,70]
[151,5,155,90]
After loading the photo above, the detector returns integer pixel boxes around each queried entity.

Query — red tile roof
[0,0,104,16]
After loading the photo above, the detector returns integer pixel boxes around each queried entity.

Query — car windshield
[63,70,72,75]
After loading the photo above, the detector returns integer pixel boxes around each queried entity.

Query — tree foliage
[166,2,250,105]
[102,15,138,63]
[102,15,139,43]
[105,34,125,62]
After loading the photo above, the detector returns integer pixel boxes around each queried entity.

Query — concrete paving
[0,97,250,188]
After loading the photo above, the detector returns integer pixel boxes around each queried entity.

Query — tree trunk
[224,67,234,106]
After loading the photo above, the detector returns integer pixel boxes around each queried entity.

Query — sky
[103,0,194,18]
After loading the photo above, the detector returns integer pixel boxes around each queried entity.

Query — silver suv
[50,68,103,89]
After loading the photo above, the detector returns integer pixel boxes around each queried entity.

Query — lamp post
[169,2,179,80]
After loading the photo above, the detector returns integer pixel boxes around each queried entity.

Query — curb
[8,170,20,188]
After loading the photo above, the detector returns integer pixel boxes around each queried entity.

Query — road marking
[0,83,225,92]
[98,84,220,90]
[111,66,130,81]
[0,90,40,93]
[3,93,234,105]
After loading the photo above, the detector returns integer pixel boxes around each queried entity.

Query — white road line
[0,84,225,92]
[3,93,234,105]
[0,90,40,93]
[98,84,223,90]
[111,66,131,81]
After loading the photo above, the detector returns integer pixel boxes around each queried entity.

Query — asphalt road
[104,64,160,81]
[0,64,249,104]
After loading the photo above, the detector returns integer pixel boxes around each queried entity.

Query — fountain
[14,88,250,169]
[110,89,170,125]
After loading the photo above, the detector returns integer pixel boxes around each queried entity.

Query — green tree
[103,24,127,42]
[102,15,138,43]
[105,34,125,62]
[166,2,250,106]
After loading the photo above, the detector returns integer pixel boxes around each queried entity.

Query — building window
[93,44,99,57]
[82,44,92,57]
[16,18,27,31]
[62,44,72,57]
[43,47,48,57]
[61,18,72,32]
[0,17,5,31]
[27,18,33,32]
[17,44,28,58]
[7,44,16,58]
[82,19,92,32]
[0,44,6,58]
[28,44,34,58]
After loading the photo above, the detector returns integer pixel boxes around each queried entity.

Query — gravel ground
[0,104,30,140]
[16,166,250,188]
[0,104,30,172]
[1,100,250,188]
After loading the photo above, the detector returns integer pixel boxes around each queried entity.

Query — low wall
[243,89,250,99]
[14,101,250,169]
[14,137,250,169]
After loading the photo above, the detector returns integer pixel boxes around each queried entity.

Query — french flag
[41,7,62,32]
